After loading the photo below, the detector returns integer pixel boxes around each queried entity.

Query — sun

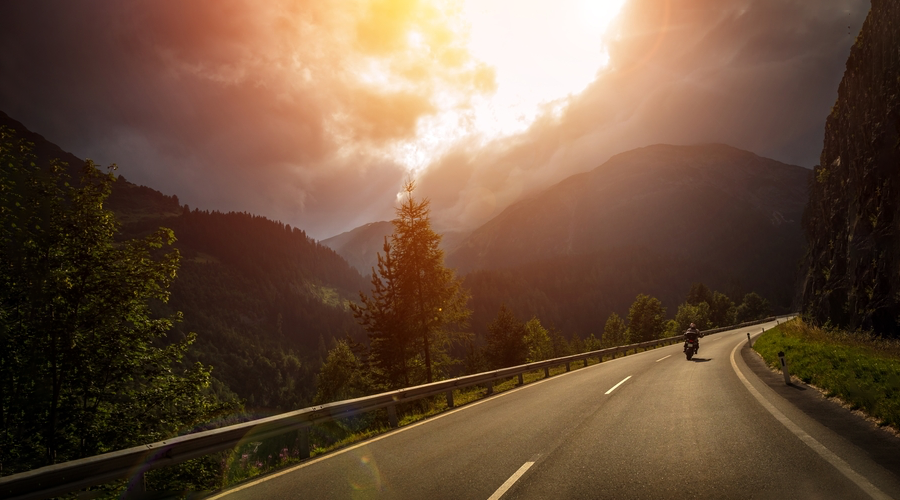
[373,0,629,173]
[460,0,627,136]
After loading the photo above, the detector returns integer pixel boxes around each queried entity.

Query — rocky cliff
[802,0,900,333]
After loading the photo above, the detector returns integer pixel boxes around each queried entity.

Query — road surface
[212,320,900,499]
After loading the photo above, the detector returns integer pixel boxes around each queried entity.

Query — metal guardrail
[0,314,793,499]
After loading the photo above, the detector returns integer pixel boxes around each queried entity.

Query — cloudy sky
[0,0,868,239]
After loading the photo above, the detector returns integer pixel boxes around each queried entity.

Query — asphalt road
[213,321,900,499]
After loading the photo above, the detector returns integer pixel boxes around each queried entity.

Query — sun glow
[383,0,627,173]
[462,0,627,135]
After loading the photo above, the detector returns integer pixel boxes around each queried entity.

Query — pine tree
[353,180,471,385]
[350,238,410,388]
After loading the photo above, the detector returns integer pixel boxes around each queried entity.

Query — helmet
[690,323,696,328]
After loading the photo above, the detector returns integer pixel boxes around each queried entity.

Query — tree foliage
[686,283,714,307]
[313,339,373,404]
[709,291,737,327]
[351,238,409,388]
[736,292,771,323]
[352,181,471,386]
[485,305,526,369]
[602,313,627,347]
[523,317,553,362]
[626,294,667,343]
[0,129,230,475]
[674,302,711,332]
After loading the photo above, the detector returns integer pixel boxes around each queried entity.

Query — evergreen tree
[626,294,667,342]
[602,313,627,347]
[353,181,471,385]
[350,238,410,388]
[485,305,526,368]
[523,317,553,362]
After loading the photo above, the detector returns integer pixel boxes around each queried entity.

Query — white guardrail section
[0,314,794,499]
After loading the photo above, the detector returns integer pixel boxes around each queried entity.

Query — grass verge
[753,318,900,429]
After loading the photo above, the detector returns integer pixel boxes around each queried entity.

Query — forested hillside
[802,0,900,335]
[155,209,368,409]
[0,111,368,410]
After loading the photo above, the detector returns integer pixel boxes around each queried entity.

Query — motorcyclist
[684,322,701,353]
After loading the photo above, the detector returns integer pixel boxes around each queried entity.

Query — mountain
[321,221,394,275]
[1,110,368,410]
[802,0,900,334]
[322,221,470,275]
[449,143,808,272]
[450,144,810,337]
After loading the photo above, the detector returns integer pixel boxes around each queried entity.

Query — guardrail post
[584,358,589,367]
[544,366,550,378]
[778,351,792,385]
[387,405,399,428]
[565,361,571,372]
[518,373,524,386]
[299,427,310,459]
[446,390,454,408]
[486,380,494,395]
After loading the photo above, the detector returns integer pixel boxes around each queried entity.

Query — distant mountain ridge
[321,221,394,275]
[448,143,808,273]
[327,143,809,340]
[2,110,367,410]
[321,221,470,275]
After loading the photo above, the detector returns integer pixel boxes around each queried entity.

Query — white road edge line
[605,376,632,395]
[655,355,671,362]
[729,335,892,500]
[487,461,534,500]
[208,357,584,498]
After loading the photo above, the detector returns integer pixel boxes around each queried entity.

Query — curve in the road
[731,335,892,500]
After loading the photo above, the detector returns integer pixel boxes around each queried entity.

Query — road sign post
[778,351,791,385]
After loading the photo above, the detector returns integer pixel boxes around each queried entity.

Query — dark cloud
[0,0,868,238]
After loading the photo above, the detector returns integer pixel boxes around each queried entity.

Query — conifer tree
[392,180,471,383]
[351,238,410,388]
[353,180,471,385]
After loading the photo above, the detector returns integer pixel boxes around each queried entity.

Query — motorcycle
[683,337,699,360]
